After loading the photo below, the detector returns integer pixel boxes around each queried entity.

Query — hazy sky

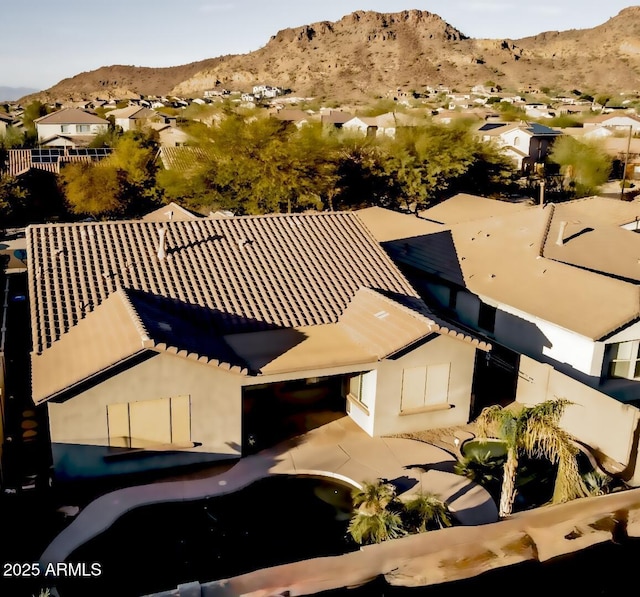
[1,1,636,89]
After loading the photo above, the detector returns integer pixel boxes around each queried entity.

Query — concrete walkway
[40,417,497,568]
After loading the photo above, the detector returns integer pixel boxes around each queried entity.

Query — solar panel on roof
[31,149,65,164]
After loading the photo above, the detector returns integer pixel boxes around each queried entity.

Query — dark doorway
[470,345,520,421]
[241,376,346,455]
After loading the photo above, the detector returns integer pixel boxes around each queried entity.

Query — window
[107,396,191,448]
[401,364,451,411]
[349,374,364,402]
[77,125,90,133]
[478,303,497,333]
[61,125,71,133]
[347,371,375,410]
[608,341,640,380]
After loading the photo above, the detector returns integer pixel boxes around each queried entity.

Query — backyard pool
[56,475,357,597]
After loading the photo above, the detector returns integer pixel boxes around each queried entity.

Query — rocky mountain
[28,8,640,102]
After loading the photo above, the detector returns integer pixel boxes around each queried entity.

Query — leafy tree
[496,102,526,122]
[0,174,27,224]
[22,101,48,138]
[61,131,160,217]
[475,399,590,518]
[548,136,612,197]
[333,136,397,210]
[61,162,125,217]
[381,123,510,211]
[196,116,337,214]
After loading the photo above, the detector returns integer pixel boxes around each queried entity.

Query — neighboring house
[342,116,379,137]
[320,110,354,129]
[583,114,640,134]
[343,112,415,138]
[105,106,159,132]
[358,195,640,480]
[271,109,310,127]
[0,113,14,136]
[152,124,190,147]
[26,212,489,480]
[478,121,562,171]
[34,109,109,144]
[253,85,282,99]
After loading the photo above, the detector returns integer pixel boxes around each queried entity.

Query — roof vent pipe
[157,226,167,260]
[556,221,568,246]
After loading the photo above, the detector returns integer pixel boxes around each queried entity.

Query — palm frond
[402,492,452,532]
[348,510,406,545]
[351,479,397,515]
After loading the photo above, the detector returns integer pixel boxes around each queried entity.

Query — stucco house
[343,113,415,138]
[105,106,160,132]
[26,213,489,480]
[34,109,109,145]
[359,195,640,480]
[583,113,640,134]
[478,121,562,171]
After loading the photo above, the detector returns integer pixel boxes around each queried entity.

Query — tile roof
[338,287,490,358]
[34,108,109,125]
[31,289,248,403]
[29,213,491,401]
[31,290,150,404]
[158,146,208,174]
[26,213,420,354]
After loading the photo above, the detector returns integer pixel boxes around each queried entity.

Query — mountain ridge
[25,7,640,103]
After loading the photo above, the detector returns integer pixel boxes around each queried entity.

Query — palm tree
[402,492,452,533]
[348,479,405,545]
[475,399,589,518]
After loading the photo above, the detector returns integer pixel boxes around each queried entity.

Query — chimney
[157,226,167,260]
[556,221,568,246]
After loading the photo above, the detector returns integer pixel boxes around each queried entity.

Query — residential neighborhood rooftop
[27,212,490,402]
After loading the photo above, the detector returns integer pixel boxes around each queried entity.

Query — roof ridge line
[116,289,153,346]
[538,202,556,257]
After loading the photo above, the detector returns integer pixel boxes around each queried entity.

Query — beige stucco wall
[371,335,476,436]
[516,355,640,474]
[48,352,242,477]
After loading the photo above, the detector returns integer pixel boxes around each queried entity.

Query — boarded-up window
[130,398,171,446]
[424,364,450,406]
[401,367,427,411]
[107,403,130,448]
[107,396,191,449]
[401,364,450,411]
[171,395,191,444]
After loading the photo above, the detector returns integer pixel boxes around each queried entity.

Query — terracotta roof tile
[27,213,421,354]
